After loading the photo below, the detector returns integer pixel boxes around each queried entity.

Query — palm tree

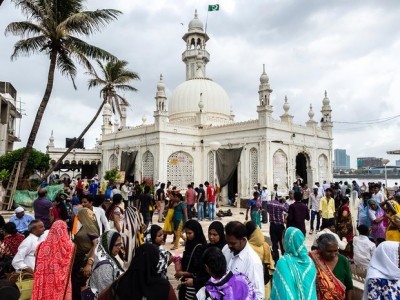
[5,0,121,179]
[87,59,140,118]
[40,59,140,180]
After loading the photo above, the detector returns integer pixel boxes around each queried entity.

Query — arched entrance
[296,152,309,184]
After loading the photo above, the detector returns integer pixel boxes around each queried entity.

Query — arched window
[142,151,154,185]
[273,150,288,194]
[250,148,258,188]
[167,151,194,190]
[109,154,118,170]
[318,154,329,183]
[208,151,214,184]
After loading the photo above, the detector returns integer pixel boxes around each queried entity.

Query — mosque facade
[48,11,333,203]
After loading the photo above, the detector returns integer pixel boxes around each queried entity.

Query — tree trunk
[19,49,58,179]
[40,99,106,181]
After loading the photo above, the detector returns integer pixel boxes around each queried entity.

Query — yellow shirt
[319,196,335,219]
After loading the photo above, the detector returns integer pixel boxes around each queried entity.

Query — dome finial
[259,64,269,83]
[194,9,198,18]
[160,74,163,81]
[323,90,330,106]
[308,104,314,120]
[283,95,290,114]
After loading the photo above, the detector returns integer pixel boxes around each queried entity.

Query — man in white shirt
[222,221,264,300]
[12,220,48,272]
[353,224,376,270]
[372,184,384,204]
[309,186,322,234]
[260,185,270,224]
[286,190,295,206]
[121,180,130,208]
[322,180,331,192]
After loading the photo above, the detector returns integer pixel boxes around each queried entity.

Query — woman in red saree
[31,220,75,300]
[309,233,354,300]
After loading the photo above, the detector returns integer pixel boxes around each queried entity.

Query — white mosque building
[48,11,333,203]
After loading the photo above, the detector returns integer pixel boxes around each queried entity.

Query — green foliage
[0,169,10,181]
[0,148,50,175]
[104,168,120,182]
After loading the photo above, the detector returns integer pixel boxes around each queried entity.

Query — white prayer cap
[15,207,24,213]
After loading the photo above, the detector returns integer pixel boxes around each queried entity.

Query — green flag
[208,4,220,11]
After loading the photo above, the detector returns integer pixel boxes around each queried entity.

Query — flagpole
[205,9,209,38]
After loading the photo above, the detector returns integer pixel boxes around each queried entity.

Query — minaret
[258,64,273,106]
[182,10,210,80]
[257,64,273,126]
[154,74,169,130]
[101,100,112,136]
[155,74,167,112]
[120,98,127,128]
[46,130,55,151]
[321,90,333,133]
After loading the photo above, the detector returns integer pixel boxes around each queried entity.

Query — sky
[0,0,399,168]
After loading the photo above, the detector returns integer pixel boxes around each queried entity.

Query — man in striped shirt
[267,196,288,263]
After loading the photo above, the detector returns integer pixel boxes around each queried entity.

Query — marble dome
[168,78,231,123]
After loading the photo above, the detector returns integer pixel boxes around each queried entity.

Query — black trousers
[261,201,268,223]
[270,222,285,263]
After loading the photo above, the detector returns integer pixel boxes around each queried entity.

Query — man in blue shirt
[9,207,34,236]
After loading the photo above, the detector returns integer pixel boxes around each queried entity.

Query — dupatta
[309,250,346,300]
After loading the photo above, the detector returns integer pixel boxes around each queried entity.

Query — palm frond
[56,51,77,89]
[64,36,117,61]
[59,9,122,36]
[12,0,47,23]
[114,84,138,92]
[10,35,48,60]
[116,94,130,107]
[5,21,43,38]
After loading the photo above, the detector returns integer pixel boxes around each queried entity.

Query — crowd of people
[0,178,399,299]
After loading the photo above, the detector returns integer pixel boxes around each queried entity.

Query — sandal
[171,246,178,250]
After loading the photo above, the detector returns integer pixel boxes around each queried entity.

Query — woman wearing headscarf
[98,243,177,300]
[31,220,74,300]
[271,227,317,300]
[310,233,353,300]
[89,230,124,297]
[175,219,207,300]
[72,208,100,300]
[246,221,275,299]
[144,224,172,279]
[207,221,226,250]
[186,221,227,293]
[382,200,400,242]
[366,198,386,244]
[363,241,400,299]
[336,196,354,258]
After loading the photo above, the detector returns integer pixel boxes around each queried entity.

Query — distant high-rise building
[396,159,400,167]
[357,157,383,169]
[334,149,350,170]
